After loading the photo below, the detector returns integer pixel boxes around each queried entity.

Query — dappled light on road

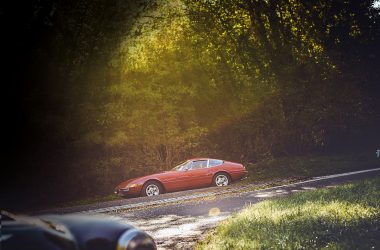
[208,207,220,217]
[109,212,228,249]
[253,189,290,198]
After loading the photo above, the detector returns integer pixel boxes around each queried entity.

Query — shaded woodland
[1,0,379,209]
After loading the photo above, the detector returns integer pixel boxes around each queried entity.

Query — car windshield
[172,161,190,171]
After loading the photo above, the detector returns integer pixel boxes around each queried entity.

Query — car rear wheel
[142,181,163,196]
[213,173,230,186]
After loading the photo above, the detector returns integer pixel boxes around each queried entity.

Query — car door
[184,160,213,189]
[164,161,193,192]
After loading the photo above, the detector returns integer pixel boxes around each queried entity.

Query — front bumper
[114,186,142,197]
[115,188,130,195]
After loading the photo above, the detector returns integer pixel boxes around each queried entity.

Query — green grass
[196,177,380,250]
[244,151,379,182]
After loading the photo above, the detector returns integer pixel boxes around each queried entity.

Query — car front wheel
[213,173,230,186]
[142,181,163,196]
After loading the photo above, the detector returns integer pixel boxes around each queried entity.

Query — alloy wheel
[145,184,160,196]
[215,174,229,186]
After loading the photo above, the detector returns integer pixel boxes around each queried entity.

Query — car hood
[115,177,140,189]
[2,214,77,250]
[115,171,174,189]
[40,214,133,250]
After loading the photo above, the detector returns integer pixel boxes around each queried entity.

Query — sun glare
[373,0,380,8]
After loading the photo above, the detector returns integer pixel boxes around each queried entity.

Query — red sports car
[114,158,248,197]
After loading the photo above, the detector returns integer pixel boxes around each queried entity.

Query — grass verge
[60,194,120,207]
[196,177,380,250]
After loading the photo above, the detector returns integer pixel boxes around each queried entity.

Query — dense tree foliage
[2,0,379,208]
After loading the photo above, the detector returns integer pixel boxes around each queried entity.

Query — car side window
[191,160,208,170]
[181,161,192,171]
[208,159,223,167]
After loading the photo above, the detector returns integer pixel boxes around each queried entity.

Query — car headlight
[127,183,139,188]
[117,228,156,250]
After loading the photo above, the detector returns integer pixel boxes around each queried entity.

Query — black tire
[213,173,231,187]
[141,181,164,197]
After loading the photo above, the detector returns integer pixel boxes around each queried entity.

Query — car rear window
[208,159,223,167]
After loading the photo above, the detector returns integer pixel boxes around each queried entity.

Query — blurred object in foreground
[1,210,156,250]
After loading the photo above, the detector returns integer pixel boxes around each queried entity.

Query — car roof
[189,158,223,161]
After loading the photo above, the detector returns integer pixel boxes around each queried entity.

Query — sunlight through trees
[3,0,379,203]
